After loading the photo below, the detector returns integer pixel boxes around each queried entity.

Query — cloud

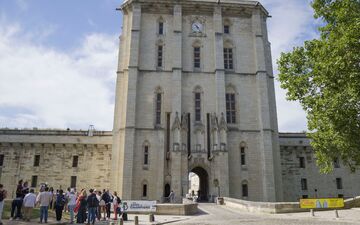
[260,0,318,132]
[0,21,117,130]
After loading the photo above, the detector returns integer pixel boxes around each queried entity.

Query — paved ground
[3,204,360,225]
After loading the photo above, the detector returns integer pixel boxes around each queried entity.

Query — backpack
[57,195,66,207]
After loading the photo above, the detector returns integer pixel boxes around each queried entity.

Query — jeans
[105,204,111,218]
[87,207,97,224]
[68,204,75,223]
[40,206,48,223]
[55,205,63,221]
[0,201,4,223]
[10,199,23,218]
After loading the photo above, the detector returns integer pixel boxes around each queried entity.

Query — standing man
[168,190,175,203]
[36,187,53,223]
[23,189,36,221]
[10,180,24,220]
[86,189,99,225]
[0,184,7,225]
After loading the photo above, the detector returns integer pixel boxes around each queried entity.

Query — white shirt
[37,191,53,207]
[67,193,76,206]
[23,193,37,207]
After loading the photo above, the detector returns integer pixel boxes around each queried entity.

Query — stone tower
[112,0,283,202]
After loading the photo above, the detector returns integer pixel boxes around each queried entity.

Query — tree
[277,0,360,173]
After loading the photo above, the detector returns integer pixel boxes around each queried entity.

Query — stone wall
[0,129,112,198]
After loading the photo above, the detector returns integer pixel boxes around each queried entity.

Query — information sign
[300,198,344,209]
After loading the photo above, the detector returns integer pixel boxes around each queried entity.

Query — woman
[67,189,77,224]
[112,192,120,220]
[55,189,66,222]
[75,190,87,224]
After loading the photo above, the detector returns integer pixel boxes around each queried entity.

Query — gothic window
[226,93,236,123]
[240,147,246,165]
[195,92,201,122]
[242,181,248,197]
[301,178,308,190]
[159,21,164,35]
[154,87,163,126]
[336,178,343,189]
[224,48,233,70]
[144,145,149,165]
[157,45,163,68]
[194,47,201,69]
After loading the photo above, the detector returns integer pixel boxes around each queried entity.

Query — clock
[192,22,203,33]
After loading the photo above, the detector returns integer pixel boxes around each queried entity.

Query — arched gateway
[190,167,209,201]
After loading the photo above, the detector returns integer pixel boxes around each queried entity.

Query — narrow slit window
[156,93,162,125]
[242,183,248,197]
[226,93,236,123]
[240,147,246,165]
[72,156,79,168]
[157,45,163,68]
[336,178,343,189]
[159,22,164,35]
[71,176,77,188]
[143,184,147,197]
[299,157,305,168]
[34,155,40,167]
[0,154,4,166]
[194,47,201,69]
[144,145,149,165]
[195,93,201,121]
[31,175,38,188]
[301,178,308,190]
[224,25,230,34]
[224,48,233,70]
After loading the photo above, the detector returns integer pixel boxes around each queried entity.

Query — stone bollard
[134,215,139,225]
[119,218,124,225]
[335,209,339,219]
[310,209,315,217]
[149,213,155,222]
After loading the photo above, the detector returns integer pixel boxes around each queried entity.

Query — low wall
[155,203,198,215]
[224,197,360,214]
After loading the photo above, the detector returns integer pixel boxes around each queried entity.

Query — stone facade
[0,129,112,198]
[111,0,282,202]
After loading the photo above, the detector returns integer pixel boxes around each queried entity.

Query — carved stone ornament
[219,112,228,131]
[172,112,181,130]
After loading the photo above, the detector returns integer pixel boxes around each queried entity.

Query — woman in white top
[67,189,77,224]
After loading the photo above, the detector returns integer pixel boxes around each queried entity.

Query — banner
[300,198,344,209]
[121,200,157,212]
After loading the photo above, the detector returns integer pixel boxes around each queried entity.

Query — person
[67,189,77,224]
[55,189,66,222]
[86,189,99,225]
[36,186,53,223]
[112,192,120,220]
[64,187,70,213]
[49,187,54,210]
[168,190,175,203]
[95,190,102,221]
[75,190,87,223]
[23,189,36,221]
[0,184,7,225]
[101,190,111,220]
[10,180,24,220]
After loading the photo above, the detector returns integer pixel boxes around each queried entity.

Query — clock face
[192,22,203,33]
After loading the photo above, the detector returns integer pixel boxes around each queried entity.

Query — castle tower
[112,0,283,202]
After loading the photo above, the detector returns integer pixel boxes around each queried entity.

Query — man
[86,189,99,225]
[101,190,111,220]
[0,184,7,225]
[10,180,24,220]
[23,189,36,221]
[168,190,175,203]
[36,187,53,223]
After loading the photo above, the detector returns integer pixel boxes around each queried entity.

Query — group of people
[5,180,125,224]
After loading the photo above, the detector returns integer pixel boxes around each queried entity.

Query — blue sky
[0,0,318,131]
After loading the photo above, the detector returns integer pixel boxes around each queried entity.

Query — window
[338,194,344,198]
[71,176,77,188]
[336,178,343,189]
[144,145,149,165]
[143,184,147,197]
[195,92,201,121]
[194,47,201,69]
[333,157,340,168]
[72,156,79,168]
[31,176,38,188]
[156,93,162,125]
[301,178,308,190]
[34,155,40,167]
[157,45,163,68]
[240,147,246,165]
[299,157,305,168]
[158,22,164,35]
[226,93,236,123]
[302,195,308,199]
[0,154,4,166]
[224,25,230,34]
[224,48,233,70]
[242,183,248,197]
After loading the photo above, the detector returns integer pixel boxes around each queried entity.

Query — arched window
[192,40,201,70]
[143,141,150,167]
[242,180,248,198]
[194,86,203,122]
[142,180,148,198]
[156,40,164,69]
[154,87,163,125]
[225,85,236,124]
[157,17,165,35]
[240,142,246,166]
[224,40,234,70]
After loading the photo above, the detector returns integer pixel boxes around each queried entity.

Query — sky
[0,0,318,131]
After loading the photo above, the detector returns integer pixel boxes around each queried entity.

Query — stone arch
[189,166,210,202]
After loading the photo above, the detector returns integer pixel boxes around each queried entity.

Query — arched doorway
[164,183,170,198]
[189,167,209,202]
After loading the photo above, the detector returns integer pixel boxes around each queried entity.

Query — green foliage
[277,0,360,173]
